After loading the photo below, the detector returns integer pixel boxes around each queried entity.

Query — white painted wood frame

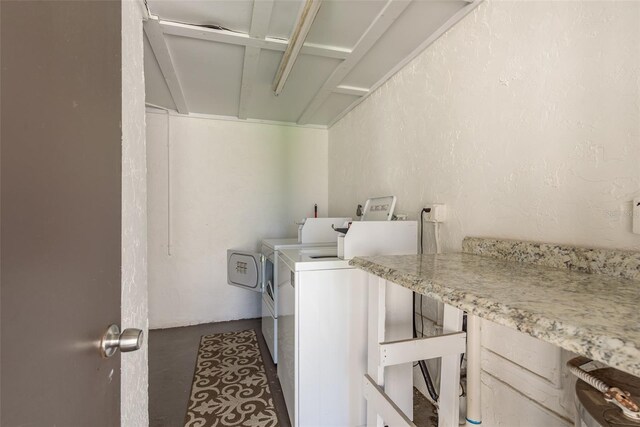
[334,85,370,97]
[367,276,388,427]
[379,332,466,367]
[239,0,275,119]
[144,17,189,114]
[144,107,327,130]
[439,304,465,427]
[158,19,350,60]
[144,0,483,126]
[326,0,483,127]
[297,0,411,124]
[365,272,466,427]
[363,375,415,427]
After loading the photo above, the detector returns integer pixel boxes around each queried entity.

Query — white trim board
[145,105,328,130]
[144,17,189,114]
[238,0,275,119]
[159,19,351,60]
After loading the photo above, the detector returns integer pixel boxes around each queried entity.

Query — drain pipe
[465,314,482,426]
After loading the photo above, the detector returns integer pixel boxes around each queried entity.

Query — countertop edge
[349,255,640,377]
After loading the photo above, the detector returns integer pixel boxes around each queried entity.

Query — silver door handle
[100,324,144,358]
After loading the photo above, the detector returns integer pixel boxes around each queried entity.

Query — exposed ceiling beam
[334,85,370,97]
[144,17,189,114]
[301,42,349,59]
[296,0,411,125]
[159,19,350,60]
[145,107,328,130]
[249,0,274,40]
[239,0,275,119]
[239,47,262,120]
[272,0,323,96]
[138,0,151,20]
[326,0,483,128]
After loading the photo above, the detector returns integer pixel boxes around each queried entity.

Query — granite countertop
[350,252,640,377]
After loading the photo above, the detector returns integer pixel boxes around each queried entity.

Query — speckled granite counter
[350,249,640,377]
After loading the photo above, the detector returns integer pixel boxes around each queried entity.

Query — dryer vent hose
[567,356,640,420]
[567,358,608,393]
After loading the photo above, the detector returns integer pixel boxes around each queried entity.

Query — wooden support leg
[367,274,386,427]
[438,304,464,427]
[365,276,464,427]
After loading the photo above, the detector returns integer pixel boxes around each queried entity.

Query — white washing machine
[227,218,351,364]
[259,238,336,363]
[276,223,417,427]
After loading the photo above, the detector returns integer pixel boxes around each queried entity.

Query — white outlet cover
[423,204,446,222]
[634,198,640,235]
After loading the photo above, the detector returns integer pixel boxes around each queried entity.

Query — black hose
[413,292,439,402]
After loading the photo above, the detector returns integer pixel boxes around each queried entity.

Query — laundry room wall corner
[121,1,149,426]
[146,113,328,328]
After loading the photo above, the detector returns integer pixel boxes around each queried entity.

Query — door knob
[100,324,144,358]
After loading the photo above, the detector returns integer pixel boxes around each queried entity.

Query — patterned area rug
[184,329,279,427]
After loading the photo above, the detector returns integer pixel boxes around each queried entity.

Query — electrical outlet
[423,204,446,222]
[634,198,640,235]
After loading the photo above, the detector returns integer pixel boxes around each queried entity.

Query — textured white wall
[147,113,328,328]
[329,0,640,252]
[328,1,640,425]
[121,1,148,426]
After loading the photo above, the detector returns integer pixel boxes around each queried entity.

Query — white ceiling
[144,0,481,127]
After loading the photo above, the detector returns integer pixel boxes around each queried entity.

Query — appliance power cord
[414,207,439,403]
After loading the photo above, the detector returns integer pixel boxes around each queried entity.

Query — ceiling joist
[239,0,275,119]
[334,85,370,97]
[326,0,483,127]
[248,0,274,40]
[159,19,350,60]
[143,0,484,126]
[238,46,261,119]
[144,17,189,114]
[296,0,411,124]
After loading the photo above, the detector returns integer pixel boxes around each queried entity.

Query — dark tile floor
[149,319,290,427]
[149,319,436,427]
[413,388,438,427]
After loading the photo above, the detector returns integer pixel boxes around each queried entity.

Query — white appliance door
[277,255,295,425]
[263,257,276,310]
[226,250,263,292]
[264,278,276,309]
[261,296,277,363]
